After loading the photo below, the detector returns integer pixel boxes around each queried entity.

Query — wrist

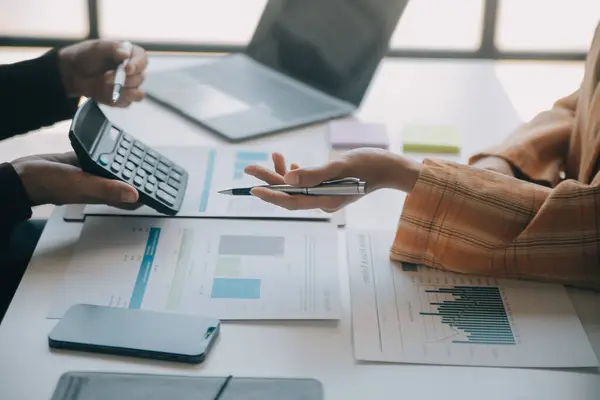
[11,160,38,207]
[386,154,422,193]
[470,155,515,176]
[57,47,77,97]
[0,163,34,230]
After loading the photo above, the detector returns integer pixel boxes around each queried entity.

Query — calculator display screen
[78,103,106,151]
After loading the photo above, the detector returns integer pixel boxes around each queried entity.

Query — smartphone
[48,304,220,364]
[68,99,188,215]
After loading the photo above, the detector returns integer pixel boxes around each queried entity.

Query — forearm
[391,159,600,291]
[0,163,33,246]
[0,49,79,140]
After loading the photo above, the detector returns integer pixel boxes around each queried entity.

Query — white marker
[111,41,133,103]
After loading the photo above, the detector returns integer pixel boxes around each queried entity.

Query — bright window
[1,0,597,57]
[99,0,267,44]
[391,0,485,50]
[0,0,88,38]
[496,0,600,52]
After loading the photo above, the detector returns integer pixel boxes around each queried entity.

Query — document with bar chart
[84,143,329,220]
[49,217,341,320]
[347,230,599,368]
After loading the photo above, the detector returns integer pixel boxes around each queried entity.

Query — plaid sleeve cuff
[390,159,453,268]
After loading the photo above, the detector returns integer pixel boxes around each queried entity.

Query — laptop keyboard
[185,57,340,120]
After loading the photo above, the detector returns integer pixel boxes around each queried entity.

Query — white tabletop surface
[0,55,599,400]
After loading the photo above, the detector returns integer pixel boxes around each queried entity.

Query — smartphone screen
[49,304,219,364]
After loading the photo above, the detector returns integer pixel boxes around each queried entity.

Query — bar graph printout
[49,217,341,320]
[347,230,599,368]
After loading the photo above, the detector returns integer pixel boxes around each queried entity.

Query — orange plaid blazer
[392,22,600,291]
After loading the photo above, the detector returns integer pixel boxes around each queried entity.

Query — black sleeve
[0,48,80,141]
[0,163,33,246]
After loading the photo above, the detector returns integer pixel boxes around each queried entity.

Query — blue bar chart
[129,227,161,309]
[420,286,516,345]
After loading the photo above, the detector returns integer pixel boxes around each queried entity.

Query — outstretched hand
[244,148,421,213]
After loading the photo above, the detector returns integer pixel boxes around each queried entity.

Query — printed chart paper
[49,217,341,320]
[347,230,599,368]
[84,144,329,220]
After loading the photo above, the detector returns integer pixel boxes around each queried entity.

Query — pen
[111,41,133,103]
[219,177,366,196]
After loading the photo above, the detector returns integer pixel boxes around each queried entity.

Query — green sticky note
[402,124,461,154]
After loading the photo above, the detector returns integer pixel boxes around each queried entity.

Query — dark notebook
[51,371,323,400]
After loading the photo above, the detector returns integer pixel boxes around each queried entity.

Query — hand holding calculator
[68,99,188,215]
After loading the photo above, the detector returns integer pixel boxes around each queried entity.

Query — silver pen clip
[318,177,361,186]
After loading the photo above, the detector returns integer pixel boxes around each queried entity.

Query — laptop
[143,0,409,141]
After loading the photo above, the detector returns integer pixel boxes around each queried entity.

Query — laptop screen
[245,0,409,107]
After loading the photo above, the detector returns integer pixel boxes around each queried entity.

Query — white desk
[1,56,599,399]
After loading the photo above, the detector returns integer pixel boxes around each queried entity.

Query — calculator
[68,99,188,215]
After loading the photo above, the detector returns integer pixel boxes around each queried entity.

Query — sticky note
[329,120,389,150]
[401,124,461,154]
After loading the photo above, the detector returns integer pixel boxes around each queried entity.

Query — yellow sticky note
[402,124,461,154]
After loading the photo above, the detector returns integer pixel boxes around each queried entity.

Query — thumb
[283,160,346,187]
[93,40,132,66]
[74,171,139,205]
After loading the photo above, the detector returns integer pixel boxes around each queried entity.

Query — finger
[320,207,338,214]
[124,72,145,88]
[250,187,344,211]
[101,72,145,104]
[119,88,145,103]
[29,152,79,165]
[283,160,347,187]
[105,86,140,106]
[104,71,145,89]
[244,165,285,185]
[125,44,148,75]
[112,201,143,211]
[272,152,287,176]
[112,99,133,108]
[56,152,80,166]
[89,40,131,71]
[70,170,139,205]
[113,40,133,63]
[290,163,300,170]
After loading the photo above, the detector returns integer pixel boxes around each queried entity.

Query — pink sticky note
[328,120,389,149]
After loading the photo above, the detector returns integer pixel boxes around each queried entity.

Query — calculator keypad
[133,176,144,187]
[171,171,182,182]
[156,189,175,205]
[103,128,185,209]
[129,155,142,165]
[156,171,168,182]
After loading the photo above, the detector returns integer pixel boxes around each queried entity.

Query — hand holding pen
[219,177,366,196]
[57,39,148,107]
[111,41,133,103]
[238,149,421,213]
